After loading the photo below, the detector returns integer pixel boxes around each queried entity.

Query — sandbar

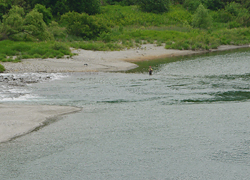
[0,104,81,143]
[2,44,249,73]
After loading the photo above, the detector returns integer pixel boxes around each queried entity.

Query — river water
[1,48,250,179]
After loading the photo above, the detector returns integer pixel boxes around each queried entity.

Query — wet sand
[0,104,81,143]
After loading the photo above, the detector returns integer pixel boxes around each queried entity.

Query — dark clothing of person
[149,68,153,75]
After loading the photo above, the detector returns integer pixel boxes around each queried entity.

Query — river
[1,48,250,179]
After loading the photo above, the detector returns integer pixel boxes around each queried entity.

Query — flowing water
[1,48,250,179]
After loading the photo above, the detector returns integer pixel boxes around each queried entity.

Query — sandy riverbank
[0,44,249,143]
[0,104,81,143]
[2,44,249,73]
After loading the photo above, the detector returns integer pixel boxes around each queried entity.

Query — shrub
[48,21,67,40]
[61,11,110,39]
[24,9,52,41]
[168,6,192,24]
[225,2,241,17]
[100,32,112,42]
[34,4,53,25]
[1,6,25,40]
[212,9,232,23]
[228,21,241,29]
[0,64,5,72]
[184,0,201,13]
[1,6,52,41]
[201,0,224,10]
[192,4,212,29]
[236,8,250,27]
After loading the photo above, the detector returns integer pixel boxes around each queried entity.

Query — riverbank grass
[0,40,73,62]
[0,64,5,73]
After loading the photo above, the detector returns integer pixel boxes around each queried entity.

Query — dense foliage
[61,11,110,39]
[0,6,52,41]
[136,0,170,13]
[192,4,212,29]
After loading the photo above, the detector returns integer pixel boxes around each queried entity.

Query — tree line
[1,0,250,15]
[0,0,250,42]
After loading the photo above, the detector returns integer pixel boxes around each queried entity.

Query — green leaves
[0,63,5,73]
[61,11,110,39]
[1,6,52,41]
[136,0,170,14]
[34,4,53,25]
[24,9,50,40]
[192,4,212,29]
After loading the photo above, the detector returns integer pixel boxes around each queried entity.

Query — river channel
[1,48,250,179]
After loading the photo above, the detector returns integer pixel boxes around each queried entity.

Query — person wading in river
[149,66,153,75]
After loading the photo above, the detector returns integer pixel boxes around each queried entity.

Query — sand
[0,44,249,143]
[0,104,81,143]
[2,44,249,73]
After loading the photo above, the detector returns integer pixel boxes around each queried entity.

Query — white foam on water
[0,93,41,102]
[0,73,68,102]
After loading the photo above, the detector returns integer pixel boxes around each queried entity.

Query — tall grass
[0,40,72,62]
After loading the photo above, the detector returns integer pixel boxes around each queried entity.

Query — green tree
[24,9,51,40]
[67,0,100,15]
[136,0,170,13]
[26,0,100,15]
[241,0,250,11]
[1,6,25,40]
[0,1,8,21]
[61,11,109,39]
[34,4,53,25]
[192,4,212,29]
[201,0,224,10]
[0,5,52,41]
[236,8,250,27]
[184,0,201,12]
[53,0,68,15]
[225,2,241,16]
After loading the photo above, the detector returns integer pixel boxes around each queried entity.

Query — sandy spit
[2,44,249,73]
[0,104,81,143]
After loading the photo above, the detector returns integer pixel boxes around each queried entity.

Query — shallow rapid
[1,48,250,179]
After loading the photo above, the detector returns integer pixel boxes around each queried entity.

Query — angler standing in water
[149,66,153,75]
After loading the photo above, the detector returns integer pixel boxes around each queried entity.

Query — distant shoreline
[1,44,249,73]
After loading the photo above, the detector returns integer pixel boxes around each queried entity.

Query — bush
[1,6,52,41]
[136,0,170,13]
[236,8,250,27]
[24,9,52,41]
[48,21,67,40]
[34,4,53,25]
[212,9,232,23]
[184,0,201,13]
[192,4,212,29]
[228,21,241,29]
[61,11,110,39]
[201,0,224,10]
[0,64,5,73]
[168,6,192,24]
[225,2,241,17]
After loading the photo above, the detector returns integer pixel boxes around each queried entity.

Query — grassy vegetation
[0,40,73,62]
[0,64,5,73]
[1,4,250,71]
